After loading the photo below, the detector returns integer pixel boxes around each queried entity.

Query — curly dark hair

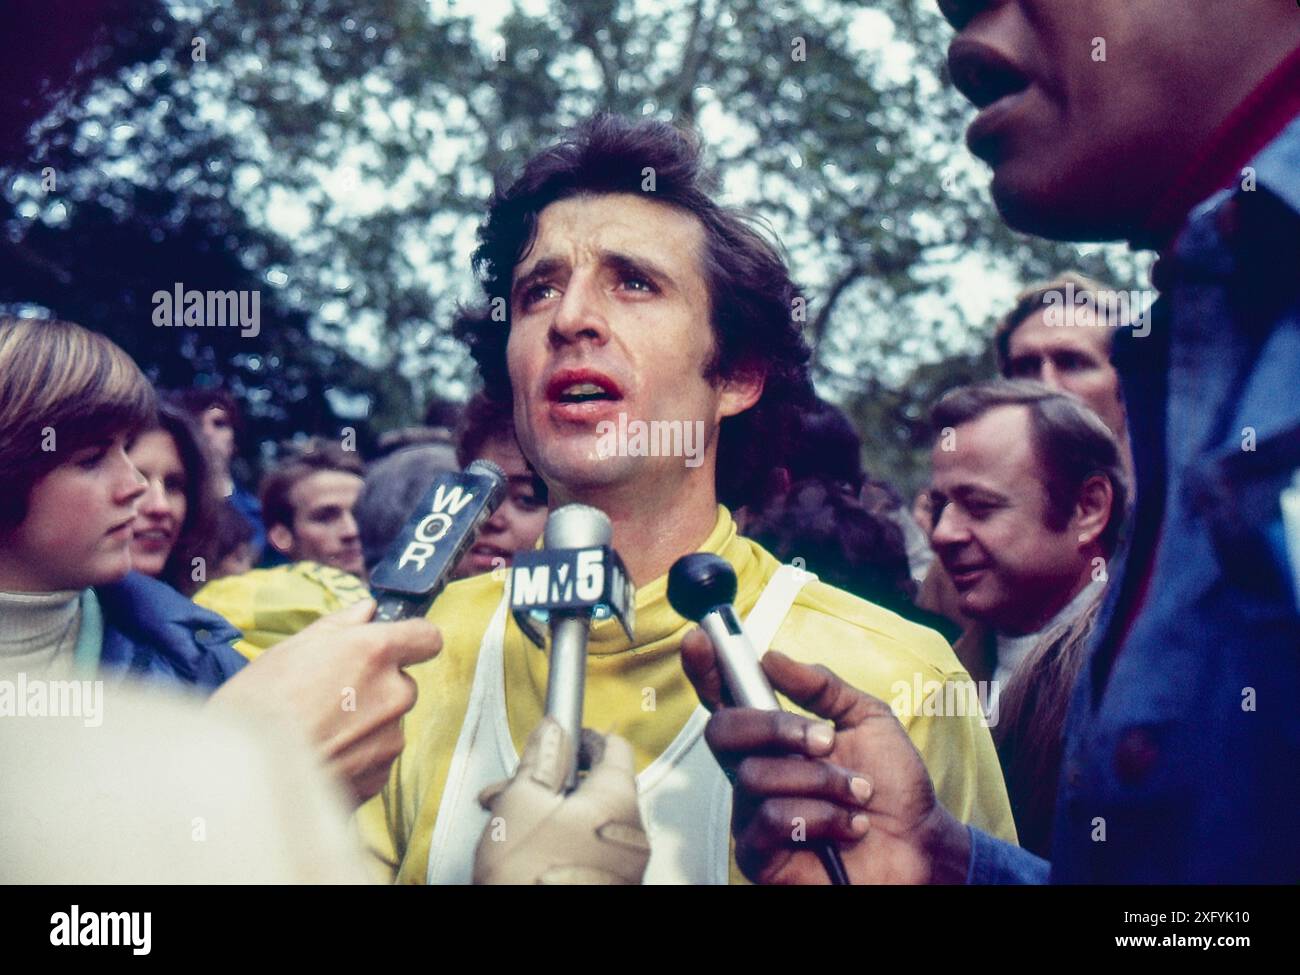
[745,478,916,616]
[456,113,815,510]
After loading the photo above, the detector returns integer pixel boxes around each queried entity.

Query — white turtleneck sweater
[0,589,84,680]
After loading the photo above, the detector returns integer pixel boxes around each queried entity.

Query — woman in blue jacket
[0,316,245,690]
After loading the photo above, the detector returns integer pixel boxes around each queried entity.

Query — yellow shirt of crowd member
[193,561,370,660]
[359,507,1018,884]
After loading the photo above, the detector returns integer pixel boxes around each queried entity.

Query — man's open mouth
[558,382,614,403]
[546,369,624,406]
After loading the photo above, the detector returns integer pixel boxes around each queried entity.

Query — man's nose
[930,502,970,549]
[339,511,360,540]
[1039,360,1060,389]
[549,272,609,348]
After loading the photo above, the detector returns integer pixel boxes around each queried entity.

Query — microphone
[667,552,852,885]
[509,504,635,791]
[367,459,507,622]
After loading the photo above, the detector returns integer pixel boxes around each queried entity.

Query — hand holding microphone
[672,558,966,885]
[215,461,506,807]
[472,717,650,885]
[668,553,852,884]
[472,504,648,882]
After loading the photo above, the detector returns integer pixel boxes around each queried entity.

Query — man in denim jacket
[684,1,1300,883]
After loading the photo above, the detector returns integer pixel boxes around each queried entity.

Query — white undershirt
[990,579,1103,710]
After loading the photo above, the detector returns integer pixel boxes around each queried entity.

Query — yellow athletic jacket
[192,561,370,660]
[360,507,1017,883]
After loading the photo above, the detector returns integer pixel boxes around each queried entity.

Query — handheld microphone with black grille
[667,552,852,885]
[367,459,507,622]
[509,504,635,792]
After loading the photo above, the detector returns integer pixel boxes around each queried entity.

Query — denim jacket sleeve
[966,825,1051,885]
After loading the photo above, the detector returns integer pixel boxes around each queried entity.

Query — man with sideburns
[360,115,1016,884]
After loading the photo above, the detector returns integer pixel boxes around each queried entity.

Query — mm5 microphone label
[510,545,635,645]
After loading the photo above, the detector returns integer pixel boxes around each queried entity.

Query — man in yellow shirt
[363,113,1016,884]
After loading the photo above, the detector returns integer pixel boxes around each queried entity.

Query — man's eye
[1057,354,1090,372]
[520,283,557,308]
[513,492,543,511]
[621,274,656,293]
[1008,358,1039,378]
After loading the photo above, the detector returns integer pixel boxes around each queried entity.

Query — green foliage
[1,0,1142,487]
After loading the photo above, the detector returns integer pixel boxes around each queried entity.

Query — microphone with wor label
[368,459,507,622]
[509,504,635,791]
[667,552,851,885]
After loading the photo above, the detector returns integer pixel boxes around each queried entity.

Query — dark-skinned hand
[681,628,971,884]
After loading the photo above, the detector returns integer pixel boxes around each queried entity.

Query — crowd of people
[2,0,1298,886]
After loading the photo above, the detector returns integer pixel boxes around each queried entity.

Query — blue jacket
[96,571,247,691]
[228,482,267,563]
[970,114,1300,883]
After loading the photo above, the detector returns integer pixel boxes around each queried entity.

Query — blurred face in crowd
[215,543,255,579]
[127,430,189,578]
[928,404,1092,634]
[199,406,236,468]
[939,0,1298,240]
[454,435,548,579]
[1004,310,1125,438]
[0,432,146,592]
[268,470,365,578]
[506,193,760,504]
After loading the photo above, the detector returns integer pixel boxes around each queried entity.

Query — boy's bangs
[1,319,158,461]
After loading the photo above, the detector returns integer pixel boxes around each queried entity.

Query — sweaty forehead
[513,193,707,281]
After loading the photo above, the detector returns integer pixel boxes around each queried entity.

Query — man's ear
[1073,473,1114,549]
[267,523,295,557]
[716,368,765,421]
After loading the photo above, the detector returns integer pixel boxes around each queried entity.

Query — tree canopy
[0,0,1142,490]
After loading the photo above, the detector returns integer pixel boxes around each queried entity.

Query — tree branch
[665,0,714,121]
[567,8,619,105]
[809,260,865,349]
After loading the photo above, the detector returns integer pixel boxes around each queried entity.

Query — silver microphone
[667,552,851,884]
[543,504,611,788]
[508,504,634,792]
[666,553,780,710]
